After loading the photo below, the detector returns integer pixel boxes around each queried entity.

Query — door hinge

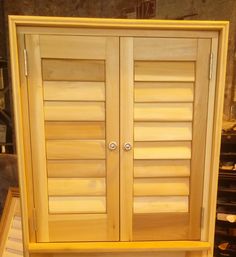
[32,208,37,232]
[23,49,28,77]
[201,206,205,229]
[209,52,213,80]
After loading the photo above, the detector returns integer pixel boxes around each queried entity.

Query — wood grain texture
[134,178,189,196]
[134,122,192,141]
[47,160,106,178]
[48,214,108,242]
[133,213,189,240]
[49,196,106,214]
[44,102,105,121]
[188,39,211,240]
[134,37,197,60]
[120,37,134,241]
[105,37,120,240]
[43,81,105,101]
[46,140,105,159]
[135,61,195,82]
[45,121,105,140]
[134,160,190,177]
[48,178,106,196]
[25,34,49,241]
[134,82,194,102]
[42,59,105,81]
[134,103,193,121]
[134,141,191,159]
[40,35,106,59]
[134,196,189,213]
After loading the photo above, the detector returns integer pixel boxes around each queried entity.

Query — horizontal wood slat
[47,160,106,178]
[134,160,190,177]
[134,82,194,102]
[48,178,106,196]
[43,81,105,101]
[48,214,108,241]
[133,213,189,241]
[44,102,105,121]
[45,121,105,140]
[42,59,105,81]
[8,228,22,241]
[49,196,106,214]
[133,196,189,213]
[3,250,23,257]
[11,217,22,230]
[5,239,23,253]
[133,178,189,196]
[134,61,195,82]
[40,35,106,59]
[134,122,192,141]
[134,103,193,121]
[134,141,191,159]
[133,38,197,61]
[46,140,105,159]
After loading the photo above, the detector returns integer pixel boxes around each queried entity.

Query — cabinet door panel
[25,35,119,242]
[120,37,213,241]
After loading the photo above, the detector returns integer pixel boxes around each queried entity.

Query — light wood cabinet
[9,16,229,257]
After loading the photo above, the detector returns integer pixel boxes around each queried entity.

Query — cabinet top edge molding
[8,15,229,31]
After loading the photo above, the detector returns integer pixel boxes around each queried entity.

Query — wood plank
[25,34,49,241]
[40,35,106,59]
[134,38,197,60]
[134,82,194,102]
[134,122,192,141]
[48,214,108,242]
[120,37,134,241]
[134,160,190,177]
[8,229,22,241]
[134,178,189,196]
[134,61,195,82]
[5,239,23,253]
[48,178,106,196]
[133,213,189,240]
[46,140,105,159]
[105,37,120,240]
[53,253,186,257]
[44,102,105,121]
[28,240,210,253]
[49,196,106,214]
[4,250,23,257]
[188,39,211,240]
[43,81,105,101]
[134,141,191,159]
[134,103,193,121]
[11,217,22,230]
[42,59,105,81]
[47,160,106,178]
[134,196,189,213]
[45,121,105,140]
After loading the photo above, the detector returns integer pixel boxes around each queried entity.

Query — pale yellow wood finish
[43,81,105,101]
[25,34,49,242]
[134,82,194,102]
[9,16,228,257]
[120,37,134,241]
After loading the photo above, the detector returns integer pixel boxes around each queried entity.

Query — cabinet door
[120,37,213,241]
[24,35,119,242]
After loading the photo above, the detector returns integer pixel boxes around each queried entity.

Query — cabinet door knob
[108,141,117,151]
[124,142,132,151]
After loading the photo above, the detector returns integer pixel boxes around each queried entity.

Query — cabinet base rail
[28,241,211,253]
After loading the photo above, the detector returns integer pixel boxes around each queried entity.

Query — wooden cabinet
[9,16,229,257]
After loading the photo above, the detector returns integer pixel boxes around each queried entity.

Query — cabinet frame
[8,16,229,257]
